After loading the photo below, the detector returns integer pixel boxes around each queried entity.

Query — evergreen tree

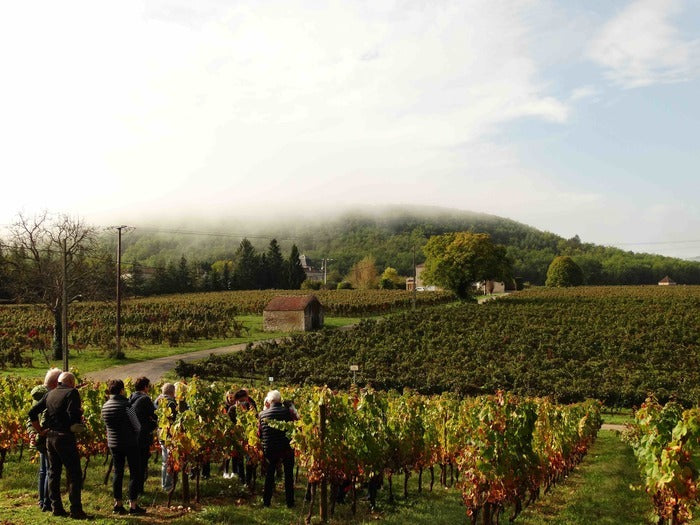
[266,239,285,289]
[232,238,260,289]
[546,256,584,287]
[286,244,307,289]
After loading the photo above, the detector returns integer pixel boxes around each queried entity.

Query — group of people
[27,367,299,518]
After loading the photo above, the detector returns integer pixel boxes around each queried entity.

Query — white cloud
[570,86,600,101]
[0,0,572,224]
[587,0,700,88]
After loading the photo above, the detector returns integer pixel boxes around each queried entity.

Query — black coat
[101,394,140,449]
[129,391,157,446]
[259,403,293,456]
[28,385,82,433]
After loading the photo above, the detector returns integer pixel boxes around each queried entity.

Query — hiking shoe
[69,510,94,520]
[113,504,128,515]
[52,508,70,517]
[129,505,147,515]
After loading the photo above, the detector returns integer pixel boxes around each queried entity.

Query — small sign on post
[268,376,274,385]
[349,365,359,384]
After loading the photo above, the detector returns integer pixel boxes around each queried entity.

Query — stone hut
[263,295,324,332]
[658,276,677,286]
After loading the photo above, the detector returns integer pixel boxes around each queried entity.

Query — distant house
[299,255,324,282]
[406,264,426,291]
[658,276,677,286]
[478,280,506,294]
[263,295,324,332]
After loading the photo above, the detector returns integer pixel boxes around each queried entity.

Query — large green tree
[545,256,583,287]
[421,232,510,299]
[286,244,306,289]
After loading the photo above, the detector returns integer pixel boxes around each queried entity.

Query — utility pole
[322,258,335,285]
[61,238,69,371]
[412,246,417,310]
[114,225,128,359]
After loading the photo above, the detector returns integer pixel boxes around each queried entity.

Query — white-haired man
[26,367,61,511]
[29,372,91,519]
[259,390,295,508]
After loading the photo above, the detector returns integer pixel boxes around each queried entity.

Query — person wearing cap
[28,371,91,520]
[101,379,146,515]
[26,367,61,512]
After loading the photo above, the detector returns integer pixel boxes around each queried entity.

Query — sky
[1,0,699,259]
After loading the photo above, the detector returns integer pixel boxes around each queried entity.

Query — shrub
[546,256,584,287]
[337,281,353,290]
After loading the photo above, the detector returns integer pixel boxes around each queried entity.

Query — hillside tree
[422,232,511,299]
[3,212,98,360]
[545,256,584,287]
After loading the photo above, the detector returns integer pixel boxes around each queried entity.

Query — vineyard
[0,289,455,367]
[177,286,700,407]
[624,397,700,524]
[0,375,600,524]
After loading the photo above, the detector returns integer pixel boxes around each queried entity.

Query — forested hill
[120,206,700,286]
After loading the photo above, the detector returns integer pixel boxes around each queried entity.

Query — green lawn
[517,430,653,525]
[3,316,360,379]
[0,429,682,525]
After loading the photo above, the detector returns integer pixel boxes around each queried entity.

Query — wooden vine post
[319,402,328,523]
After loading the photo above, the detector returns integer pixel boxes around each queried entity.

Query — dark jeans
[137,443,151,495]
[38,452,50,509]
[110,446,141,501]
[263,449,294,507]
[47,431,82,513]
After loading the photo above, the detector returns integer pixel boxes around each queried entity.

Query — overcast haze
[1,0,698,258]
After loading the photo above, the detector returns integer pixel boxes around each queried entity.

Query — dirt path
[601,423,627,432]
[84,341,256,383]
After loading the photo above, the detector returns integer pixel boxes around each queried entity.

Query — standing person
[229,389,258,484]
[129,376,157,496]
[155,383,177,492]
[259,390,295,508]
[101,379,146,515]
[28,372,91,520]
[26,367,61,512]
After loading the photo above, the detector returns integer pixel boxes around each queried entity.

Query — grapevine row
[0,375,600,523]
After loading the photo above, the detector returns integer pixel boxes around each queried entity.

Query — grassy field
[2,315,359,379]
[0,429,679,525]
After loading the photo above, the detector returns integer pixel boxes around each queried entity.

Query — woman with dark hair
[101,379,146,515]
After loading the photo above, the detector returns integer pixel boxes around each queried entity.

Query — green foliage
[301,279,322,290]
[179,286,700,408]
[623,396,700,523]
[422,232,511,299]
[337,281,353,290]
[546,256,584,287]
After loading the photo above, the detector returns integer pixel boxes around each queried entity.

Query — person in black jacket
[28,372,91,520]
[129,376,157,495]
[101,379,146,515]
[259,390,295,508]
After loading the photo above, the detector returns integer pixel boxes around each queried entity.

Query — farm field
[0,288,453,372]
[180,286,700,407]
[3,286,700,524]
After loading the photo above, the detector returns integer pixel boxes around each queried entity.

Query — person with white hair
[28,371,91,519]
[155,383,177,492]
[26,367,62,511]
[259,390,295,508]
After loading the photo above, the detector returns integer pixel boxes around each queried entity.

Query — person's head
[44,367,62,390]
[161,383,175,397]
[264,390,281,408]
[225,390,235,405]
[234,389,248,401]
[134,377,151,392]
[107,379,125,396]
[58,372,76,388]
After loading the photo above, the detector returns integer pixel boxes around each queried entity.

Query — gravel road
[84,341,254,383]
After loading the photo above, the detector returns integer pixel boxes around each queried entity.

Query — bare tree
[5,212,98,360]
